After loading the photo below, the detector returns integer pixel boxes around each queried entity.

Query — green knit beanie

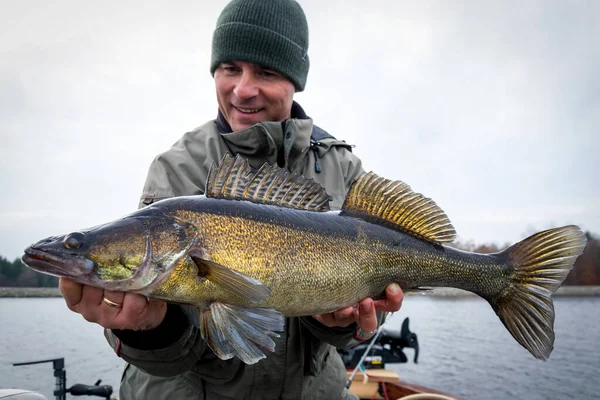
[210,0,310,91]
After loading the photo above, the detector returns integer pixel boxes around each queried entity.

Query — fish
[22,154,587,364]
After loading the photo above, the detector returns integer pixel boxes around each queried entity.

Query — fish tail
[491,225,586,360]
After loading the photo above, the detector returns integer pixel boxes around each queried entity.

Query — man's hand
[312,283,403,333]
[59,277,167,331]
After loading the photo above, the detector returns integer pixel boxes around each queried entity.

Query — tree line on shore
[2,231,599,287]
[0,256,58,287]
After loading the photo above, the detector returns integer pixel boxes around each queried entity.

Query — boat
[341,318,462,400]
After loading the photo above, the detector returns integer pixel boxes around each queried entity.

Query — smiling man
[58,0,403,399]
[215,61,296,132]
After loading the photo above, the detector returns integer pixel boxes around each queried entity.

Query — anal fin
[199,302,285,364]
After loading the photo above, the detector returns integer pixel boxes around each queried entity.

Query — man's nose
[233,71,259,100]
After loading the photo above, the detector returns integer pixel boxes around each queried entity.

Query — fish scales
[148,197,511,315]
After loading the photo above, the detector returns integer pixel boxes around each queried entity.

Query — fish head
[22,211,198,291]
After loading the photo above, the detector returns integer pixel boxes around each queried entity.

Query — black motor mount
[338,317,419,369]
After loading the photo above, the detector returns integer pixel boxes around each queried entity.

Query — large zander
[22,154,587,364]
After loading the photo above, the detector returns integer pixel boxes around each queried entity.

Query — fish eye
[63,232,85,250]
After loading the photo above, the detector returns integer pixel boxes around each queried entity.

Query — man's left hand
[312,283,403,333]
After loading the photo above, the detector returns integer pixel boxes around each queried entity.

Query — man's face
[214,61,296,132]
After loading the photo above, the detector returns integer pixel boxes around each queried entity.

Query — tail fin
[493,225,587,360]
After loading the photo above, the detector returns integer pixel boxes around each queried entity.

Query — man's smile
[233,106,264,114]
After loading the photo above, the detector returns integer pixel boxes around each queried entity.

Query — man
[59,0,403,398]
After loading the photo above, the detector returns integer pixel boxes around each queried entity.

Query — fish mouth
[22,247,94,278]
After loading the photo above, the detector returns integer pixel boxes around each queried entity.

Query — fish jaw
[22,246,95,279]
[22,236,95,279]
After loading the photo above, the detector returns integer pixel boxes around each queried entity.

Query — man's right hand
[59,277,167,331]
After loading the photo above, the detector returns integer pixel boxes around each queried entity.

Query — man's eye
[259,70,277,78]
[222,65,239,73]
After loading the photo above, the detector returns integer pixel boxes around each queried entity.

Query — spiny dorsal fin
[341,172,456,244]
[206,153,330,211]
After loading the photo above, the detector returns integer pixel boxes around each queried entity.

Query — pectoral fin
[199,302,285,364]
[190,251,270,303]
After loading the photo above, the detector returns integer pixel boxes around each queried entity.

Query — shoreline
[419,286,600,298]
[1,286,599,298]
[0,287,62,297]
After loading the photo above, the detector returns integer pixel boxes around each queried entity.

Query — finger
[145,298,168,328]
[118,293,148,325]
[77,285,105,323]
[81,284,105,308]
[113,294,166,331]
[327,307,354,327]
[333,306,355,323]
[312,312,338,327]
[373,283,404,313]
[313,310,353,328]
[102,290,126,309]
[137,298,167,330]
[59,278,83,311]
[95,289,126,326]
[356,298,377,333]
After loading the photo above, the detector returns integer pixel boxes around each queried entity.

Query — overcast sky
[1,0,598,260]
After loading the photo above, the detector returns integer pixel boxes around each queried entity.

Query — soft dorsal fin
[341,172,456,244]
[206,153,331,211]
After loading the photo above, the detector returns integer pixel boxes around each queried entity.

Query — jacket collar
[215,101,313,170]
[215,101,310,133]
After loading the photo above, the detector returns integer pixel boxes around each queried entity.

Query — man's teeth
[236,107,261,113]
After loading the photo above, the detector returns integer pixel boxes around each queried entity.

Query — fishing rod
[345,324,386,388]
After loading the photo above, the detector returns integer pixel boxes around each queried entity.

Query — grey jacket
[105,113,370,399]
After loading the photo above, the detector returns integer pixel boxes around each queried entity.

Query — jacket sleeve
[105,307,205,377]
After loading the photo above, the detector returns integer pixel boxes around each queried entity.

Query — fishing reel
[338,317,419,369]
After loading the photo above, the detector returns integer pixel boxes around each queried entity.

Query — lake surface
[0,296,598,400]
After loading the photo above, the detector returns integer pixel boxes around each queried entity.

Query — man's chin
[229,109,267,131]
[231,120,260,132]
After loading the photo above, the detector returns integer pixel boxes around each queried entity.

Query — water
[385,296,600,400]
[0,298,124,400]
[0,297,598,400]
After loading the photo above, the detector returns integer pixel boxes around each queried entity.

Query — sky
[1,0,598,260]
